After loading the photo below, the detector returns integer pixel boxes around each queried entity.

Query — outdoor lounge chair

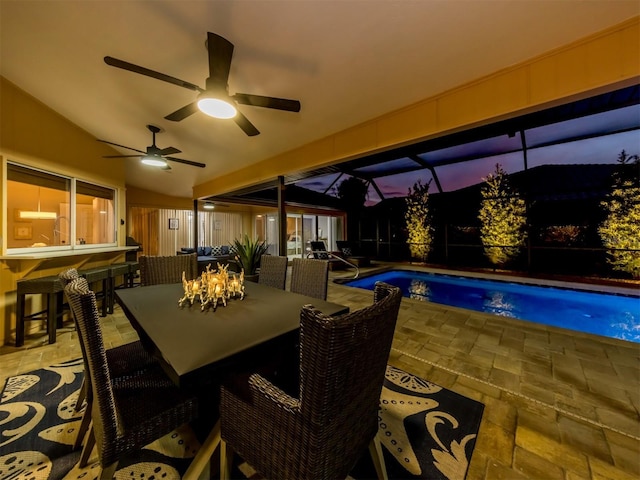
[336,240,371,267]
[309,240,346,271]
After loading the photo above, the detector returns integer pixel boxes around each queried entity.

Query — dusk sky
[296,104,640,205]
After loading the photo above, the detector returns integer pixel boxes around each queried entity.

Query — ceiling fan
[104,32,301,136]
[97,125,205,170]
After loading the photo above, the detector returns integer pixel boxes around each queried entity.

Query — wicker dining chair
[58,269,158,449]
[219,281,402,480]
[257,255,288,290]
[289,257,329,300]
[63,277,199,479]
[139,253,198,286]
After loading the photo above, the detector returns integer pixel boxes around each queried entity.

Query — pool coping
[331,264,639,347]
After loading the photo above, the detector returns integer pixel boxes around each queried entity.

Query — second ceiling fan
[98,124,205,170]
[105,32,301,136]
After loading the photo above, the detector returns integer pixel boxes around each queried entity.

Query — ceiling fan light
[203,202,215,210]
[141,155,168,167]
[197,96,237,119]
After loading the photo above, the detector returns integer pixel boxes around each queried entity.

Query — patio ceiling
[205,83,640,207]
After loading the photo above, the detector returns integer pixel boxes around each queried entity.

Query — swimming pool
[344,270,640,343]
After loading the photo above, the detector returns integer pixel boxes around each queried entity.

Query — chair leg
[75,378,86,411]
[79,425,95,467]
[369,436,388,480]
[74,409,91,450]
[47,292,58,345]
[15,292,26,347]
[220,439,234,480]
[101,462,118,480]
[183,420,221,480]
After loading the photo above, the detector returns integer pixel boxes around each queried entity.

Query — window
[75,181,116,245]
[6,163,116,251]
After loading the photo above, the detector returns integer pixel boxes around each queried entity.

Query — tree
[598,150,640,278]
[478,164,527,267]
[405,179,433,262]
[335,176,369,210]
[335,176,369,240]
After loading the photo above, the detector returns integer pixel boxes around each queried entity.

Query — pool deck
[1,263,638,479]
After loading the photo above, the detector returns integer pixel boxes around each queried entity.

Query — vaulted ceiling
[1,1,637,199]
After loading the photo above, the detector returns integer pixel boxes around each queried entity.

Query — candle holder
[179,262,245,311]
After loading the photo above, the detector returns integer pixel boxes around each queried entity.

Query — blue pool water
[345,270,640,343]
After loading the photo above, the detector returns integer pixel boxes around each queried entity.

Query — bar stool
[15,276,65,347]
[125,260,140,288]
[107,263,130,314]
[78,267,110,317]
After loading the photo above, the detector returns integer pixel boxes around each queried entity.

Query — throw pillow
[211,245,223,256]
[221,245,230,255]
[197,246,205,256]
[204,246,213,256]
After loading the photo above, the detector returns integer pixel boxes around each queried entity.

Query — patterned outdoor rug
[0,361,483,480]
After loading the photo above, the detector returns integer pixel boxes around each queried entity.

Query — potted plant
[232,234,269,281]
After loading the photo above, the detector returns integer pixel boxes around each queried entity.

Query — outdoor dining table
[116,281,349,479]
[115,281,349,387]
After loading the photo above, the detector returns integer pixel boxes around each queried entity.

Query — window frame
[5,161,118,255]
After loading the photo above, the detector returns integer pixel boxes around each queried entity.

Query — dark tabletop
[116,281,348,386]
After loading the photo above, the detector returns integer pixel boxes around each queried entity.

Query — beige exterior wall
[0,77,132,345]
[193,17,640,198]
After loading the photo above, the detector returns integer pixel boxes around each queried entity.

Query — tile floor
[1,264,638,480]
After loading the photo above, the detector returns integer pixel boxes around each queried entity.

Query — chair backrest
[59,267,80,286]
[63,277,118,457]
[299,282,402,472]
[290,258,329,300]
[335,240,353,257]
[258,255,288,290]
[309,240,329,260]
[59,267,90,393]
[139,253,197,286]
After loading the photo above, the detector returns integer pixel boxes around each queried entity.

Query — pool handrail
[306,250,359,279]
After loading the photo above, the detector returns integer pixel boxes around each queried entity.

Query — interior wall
[193,17,639,199]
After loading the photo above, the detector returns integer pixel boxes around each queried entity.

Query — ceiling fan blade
[165,156,206,168]
[97,139,146,154]
[104,56,203,92]
[234,111,260,136]
[102,155,143,158]
[165,102,199,122]
[159,146,181,156]
[233,93,301,112]
[207,32,234,86]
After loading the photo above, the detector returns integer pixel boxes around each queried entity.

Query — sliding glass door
[257,213,344,260]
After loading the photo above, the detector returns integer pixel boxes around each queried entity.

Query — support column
[193,199,199,249]
[277,176,287,256]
